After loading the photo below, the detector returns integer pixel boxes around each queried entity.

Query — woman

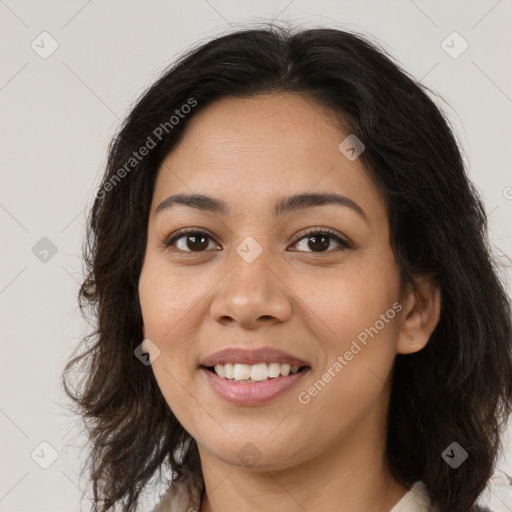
[62,24,512,512]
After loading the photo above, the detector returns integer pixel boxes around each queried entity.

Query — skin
[138,93,441,512]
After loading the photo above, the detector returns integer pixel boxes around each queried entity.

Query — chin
[197,432,307,472]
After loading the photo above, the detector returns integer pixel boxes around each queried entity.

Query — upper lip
[200,347,310,367]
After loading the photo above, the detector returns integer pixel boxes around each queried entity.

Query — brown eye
[165,230,218,252]
[291,228,349,253]
[305,233,331,252]
[164,227,349,254]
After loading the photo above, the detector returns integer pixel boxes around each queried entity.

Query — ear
[396,275,441,354]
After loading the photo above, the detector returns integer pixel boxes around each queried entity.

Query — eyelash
[164,227,350,254]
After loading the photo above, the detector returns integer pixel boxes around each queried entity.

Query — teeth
[268,362,281,378]
[215,364,226,378]
[250,363,268,381]
[224,363,234,379]
[233,363,251,380]
[213,362,303,381]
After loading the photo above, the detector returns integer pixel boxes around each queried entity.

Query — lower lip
[201,367,310,406]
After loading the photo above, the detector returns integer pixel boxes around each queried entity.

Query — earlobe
[396,276,441,355]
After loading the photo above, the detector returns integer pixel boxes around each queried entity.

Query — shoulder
[396,481,497,512]
[389,481,434,512]
[151,474,203,512]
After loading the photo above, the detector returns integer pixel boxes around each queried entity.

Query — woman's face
[139,93,409,471]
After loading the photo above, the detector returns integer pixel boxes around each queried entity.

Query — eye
[165,228,219,253]
[290,227,350,253]
[164,227,350,254]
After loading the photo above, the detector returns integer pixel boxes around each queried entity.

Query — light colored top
[389,481,434,512]
[151,477,435,512]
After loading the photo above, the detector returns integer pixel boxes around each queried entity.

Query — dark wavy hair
[62,23,512,512]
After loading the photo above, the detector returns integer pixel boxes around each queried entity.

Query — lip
[200,347,309,367]
[201,366,311,406]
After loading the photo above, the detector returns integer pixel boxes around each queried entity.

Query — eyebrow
[155,192,368,223]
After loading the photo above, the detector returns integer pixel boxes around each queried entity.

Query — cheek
[138,263,197,392]
[294,260,400,419]
[139,264,202,425]
[138,258,207,342]
[296,273,399,432]
[299,263,400,352]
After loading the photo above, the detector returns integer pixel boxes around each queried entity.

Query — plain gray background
[1,1,511,511]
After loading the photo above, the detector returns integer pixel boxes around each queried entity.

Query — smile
[201,364,311,405]
[209,362,305,382]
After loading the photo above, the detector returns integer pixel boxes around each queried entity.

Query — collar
[152,477,433,512]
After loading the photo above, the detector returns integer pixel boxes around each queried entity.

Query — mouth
[202,362,310,383]
[199,347,311,405]
[200,360,311,405]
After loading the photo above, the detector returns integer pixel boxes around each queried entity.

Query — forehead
[152,93,385,223]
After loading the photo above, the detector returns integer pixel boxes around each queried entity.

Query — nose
[209,244,292,329]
